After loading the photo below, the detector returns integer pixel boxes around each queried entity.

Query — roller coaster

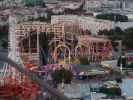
[0,16,113,99]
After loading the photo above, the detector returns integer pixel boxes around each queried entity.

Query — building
[84,0,121,12]
[51,15,114,34]
[0,0,23,9]
[124,0,133,10]
[45,0,82,14]
[84,0,103,12]
[115,22,133,29]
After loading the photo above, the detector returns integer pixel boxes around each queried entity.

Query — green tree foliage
[0,25,8,39]
[1,39,8,49]
[100,86,121,96]
[99,27,124,41]
[96,13,128,22]
[39,32,48,65]
[79,57,90,65]
[127,63,133,68]
[123,28,133,49]
[0,25,8,49]
[98,27,133,49]
[52,68,73,84]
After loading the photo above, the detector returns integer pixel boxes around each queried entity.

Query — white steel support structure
[9,18,113,68]
[37,30,40,65]
[9,15,18,61]
[8,15,22,83]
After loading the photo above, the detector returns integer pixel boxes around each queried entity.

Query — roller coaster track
[0,53,70,100]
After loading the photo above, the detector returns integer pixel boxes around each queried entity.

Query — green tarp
[23,0,43,6]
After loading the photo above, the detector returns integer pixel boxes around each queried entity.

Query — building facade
[51,15,114,35]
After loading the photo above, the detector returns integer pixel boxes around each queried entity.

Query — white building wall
[0,0,23,8]
[51,15,114,35]
[115,22,133,29]
[125,0,133,9]
[84,0,121,11]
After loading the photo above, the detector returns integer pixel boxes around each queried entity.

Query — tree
[96,13,128,22]
[39,32,48,65]
[117,56,127,68]
[127,63,133,68]
[0,25,8,49]
[79,57,90,65]
[52,68,73,84]
[123,28,133,49]
[100,86,121,96]
[98,27,133,50]
[98,27,124,41]
[1,39,8,49]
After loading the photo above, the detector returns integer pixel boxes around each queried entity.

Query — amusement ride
[0,15,113,99]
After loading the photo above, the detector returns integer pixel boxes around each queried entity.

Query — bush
[127,63,133,68]
[1,39,8,49]
[79,57,90,65]
[52,68,73,84]
[96,13,128,22]
[100,86,121,96]
[99,27,133,49]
